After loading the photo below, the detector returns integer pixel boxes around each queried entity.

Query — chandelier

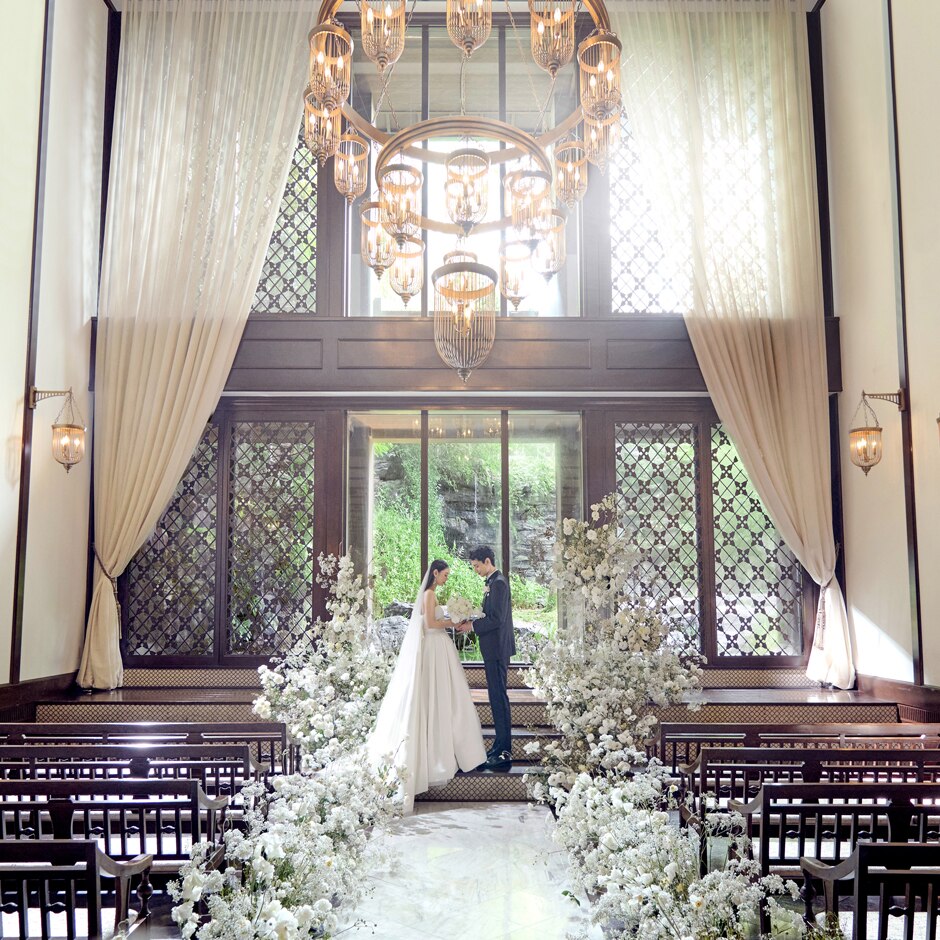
[304,0,623,380]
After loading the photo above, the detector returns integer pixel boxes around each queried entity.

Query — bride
[367,560,487,813]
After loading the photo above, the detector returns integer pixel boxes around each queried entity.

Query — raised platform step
[121,664,821,691]
[416,762,539,802]
[482,726,559,761]
[34,687,898,727]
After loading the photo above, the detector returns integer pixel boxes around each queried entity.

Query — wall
[821,0,914,681]
[822,0,940,685]
[891,0,940,684]
[19,0,107,681]
[0,4,46,684]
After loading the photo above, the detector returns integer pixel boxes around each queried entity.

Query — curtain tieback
[813,577,833,651]
[94,547,122,633]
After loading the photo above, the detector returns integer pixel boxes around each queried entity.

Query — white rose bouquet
[445,595,478,623]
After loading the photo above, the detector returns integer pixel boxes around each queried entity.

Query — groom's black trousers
[483,655,512,755]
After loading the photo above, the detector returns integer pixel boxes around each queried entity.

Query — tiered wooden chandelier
[304,0,623,380]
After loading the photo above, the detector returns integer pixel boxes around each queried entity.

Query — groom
[457,546,515,771]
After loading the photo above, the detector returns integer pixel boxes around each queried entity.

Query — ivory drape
[78,0,315,689]
[610,0,855,687]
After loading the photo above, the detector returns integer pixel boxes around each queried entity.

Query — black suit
[472,570,515,756]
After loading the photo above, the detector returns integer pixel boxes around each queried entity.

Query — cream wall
[19,0,107,681]
[0,3,46,684]
[890,1,940,685]
[822,0,914,681]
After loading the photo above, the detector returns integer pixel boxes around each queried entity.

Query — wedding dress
[367,576,487,814]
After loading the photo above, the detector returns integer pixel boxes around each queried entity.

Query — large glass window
[348,409,584,659]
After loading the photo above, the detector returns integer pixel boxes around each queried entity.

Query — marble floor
[338,802,604,940]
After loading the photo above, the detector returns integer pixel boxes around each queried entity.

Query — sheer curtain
[610,0,854,687]
[78,0,315,689]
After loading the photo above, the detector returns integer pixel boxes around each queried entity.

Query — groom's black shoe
[482,750,512,771]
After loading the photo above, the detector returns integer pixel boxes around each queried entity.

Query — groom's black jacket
[473,570,516,662]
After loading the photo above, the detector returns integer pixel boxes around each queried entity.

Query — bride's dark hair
[423,559,449,591]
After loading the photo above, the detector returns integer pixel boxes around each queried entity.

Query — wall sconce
[28,387,87,473]
[848,389,905,476]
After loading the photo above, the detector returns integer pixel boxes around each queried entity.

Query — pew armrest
[677,753,702,775]
[800,850,858,884]
[728,793,760,816]
[198,786,231,812]
[97,848,154,929]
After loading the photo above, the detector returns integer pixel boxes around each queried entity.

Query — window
[347,410,583,658]
[611,413,805,660]
[122,410,326,665]
[251,127,319,315]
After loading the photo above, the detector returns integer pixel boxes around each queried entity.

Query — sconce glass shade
[504,168,552,240]
[308,23,353,112]
[499,240,533,310]
[360,0,406,73]
[360,199,395,279]
[532,208,566,280]
[849,425,883,476]
[584,111,621,172]
[52,423,86,473]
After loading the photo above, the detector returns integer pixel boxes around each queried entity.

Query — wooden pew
[728,782,940,882]
[0,839,151,939]
[0,722,291,774]
[0,778,227,887]
[0,743,263,798]
[680,746,940,815]
[802,842,940,938]
[653,722,940,773]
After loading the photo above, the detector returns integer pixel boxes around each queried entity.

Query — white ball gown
[368,597,487,813]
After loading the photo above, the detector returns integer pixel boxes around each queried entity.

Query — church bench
[0,722,291,774]
[0,743,263,799]
[728,781,940,883]
[653,722,940,772]
[0,839,151,939]
[680,746,940,815]
[0,778,227,885]
[801,842,940,938]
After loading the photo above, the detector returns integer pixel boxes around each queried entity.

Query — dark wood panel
[231,339,323,370]
[606,338,699,371]
[227,315,841,396]
[857,673,940,715]
[0,672,76,721]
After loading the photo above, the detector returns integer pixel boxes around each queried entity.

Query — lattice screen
[614,422,701,639]
[608,115,692,315]
[711,425,803,656]
[226,422,317,656]
[125,425,219,658]
[251,127,318,315]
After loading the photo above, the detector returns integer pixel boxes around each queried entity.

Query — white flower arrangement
[254,554,393,769]
[553,770,806,940]
[526,495,703,797]
[445,595,479,623]
[170,754,401,940]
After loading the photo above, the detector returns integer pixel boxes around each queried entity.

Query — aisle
[339,802,604,940]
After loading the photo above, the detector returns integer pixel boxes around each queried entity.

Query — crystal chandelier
[433,249,498,382]
[305,0,623,380]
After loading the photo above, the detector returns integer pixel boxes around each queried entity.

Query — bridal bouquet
[445,595,479,623]
[254,554,393,768]
[171,754,401,940]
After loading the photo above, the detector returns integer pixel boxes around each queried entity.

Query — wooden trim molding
[0,672,77,721]
[856,674,940,721]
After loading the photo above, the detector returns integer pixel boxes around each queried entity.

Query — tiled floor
[338,802,604,940]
